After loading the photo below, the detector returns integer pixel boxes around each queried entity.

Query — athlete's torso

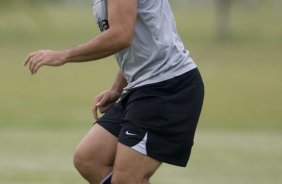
[92,0,196,89]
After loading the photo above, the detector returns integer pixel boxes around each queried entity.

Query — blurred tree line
[1,0,281,40]
[0,0,89,6]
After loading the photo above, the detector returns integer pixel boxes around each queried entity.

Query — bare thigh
[73,124,118,183]
[112,143,162,184]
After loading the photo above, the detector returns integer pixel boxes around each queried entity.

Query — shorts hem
[118,139,189,167]
[148,151,189,167]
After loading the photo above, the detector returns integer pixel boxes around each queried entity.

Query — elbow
[110,28,134,50]
[117,32,134,49]
[122,35,133,48]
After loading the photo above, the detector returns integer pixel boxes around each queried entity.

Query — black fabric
[97,68,204,167]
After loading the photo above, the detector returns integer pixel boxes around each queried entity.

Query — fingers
[24,50,66,75]
[30,57,44,75]
[23,51,38,66]
[93,104,112,120]
[96,95,108,107]
[93,104,99,120]
[29,56,40,75]
[92,91,114,120]
[92,90,121,120]
[93,94,104,120]
[24,50,44,75]
[33,60,45,74]
[99,105,112,113]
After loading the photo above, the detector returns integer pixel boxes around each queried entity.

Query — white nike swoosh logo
[126,131,137,136]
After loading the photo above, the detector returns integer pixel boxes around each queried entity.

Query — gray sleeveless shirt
[92,0,196,89]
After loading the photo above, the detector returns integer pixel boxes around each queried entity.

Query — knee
[73,146,92,175]
[73,146,112,184]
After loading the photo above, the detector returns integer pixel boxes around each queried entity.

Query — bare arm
[24,0,137,74]
[64,0,137,63]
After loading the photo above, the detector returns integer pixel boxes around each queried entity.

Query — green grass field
[1,3,282,184]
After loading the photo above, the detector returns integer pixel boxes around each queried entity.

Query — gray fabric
[93,0,196,89]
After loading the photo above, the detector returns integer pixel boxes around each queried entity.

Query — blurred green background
[0,0,281,183]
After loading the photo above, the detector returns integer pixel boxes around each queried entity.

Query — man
[24,0,204,183]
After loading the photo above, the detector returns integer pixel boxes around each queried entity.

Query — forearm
[110,70,128,95]
[62,29,132,63]
[24,0,136,75]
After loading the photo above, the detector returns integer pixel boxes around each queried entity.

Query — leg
[73,124,118,184]
[111,143,161,184]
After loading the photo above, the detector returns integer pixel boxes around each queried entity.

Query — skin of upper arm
[107,0,137,47]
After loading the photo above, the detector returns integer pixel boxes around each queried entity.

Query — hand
[23,49,67,74]
[93,89,121,120]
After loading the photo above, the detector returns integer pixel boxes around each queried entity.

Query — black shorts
[96,68,204,167]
